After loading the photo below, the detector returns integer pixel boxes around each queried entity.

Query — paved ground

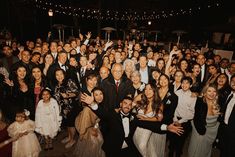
[39,130,76,157]
[39,129,220,157]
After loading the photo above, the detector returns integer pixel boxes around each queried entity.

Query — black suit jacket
[100,75,134,111]
[219,92,235,157]
[193,97,208,135]
[91,106,139,157]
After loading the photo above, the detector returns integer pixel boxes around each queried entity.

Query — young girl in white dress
[35,88,62,150]
[7,109,41,157]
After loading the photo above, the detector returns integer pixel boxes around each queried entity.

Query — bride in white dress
[133,84,163,157]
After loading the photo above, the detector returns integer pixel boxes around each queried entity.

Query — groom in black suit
[87,96,140,157]
[81,94,184,157]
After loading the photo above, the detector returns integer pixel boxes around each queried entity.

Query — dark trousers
[168,121,192,157]
[219,124,235,157]
[105,146,141,157]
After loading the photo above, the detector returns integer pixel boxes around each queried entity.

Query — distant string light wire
[35,0,222,21]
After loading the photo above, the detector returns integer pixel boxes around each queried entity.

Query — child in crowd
[7,109,41,157]
[35,88,62,150]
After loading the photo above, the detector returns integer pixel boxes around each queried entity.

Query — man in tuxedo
[80,95,184,157]
[219,74,235,157]
[47,51,68,89]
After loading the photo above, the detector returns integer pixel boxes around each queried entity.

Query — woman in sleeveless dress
[133,83,163,157]
[188,84,220,157]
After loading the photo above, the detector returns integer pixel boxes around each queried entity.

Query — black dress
[54,79,81,127]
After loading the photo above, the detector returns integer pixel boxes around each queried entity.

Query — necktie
[81,67,85,77]
[116,81,119,92]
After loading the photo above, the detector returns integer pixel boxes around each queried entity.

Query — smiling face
[192,64,201,75]
[42,90,51,102]
[86,76,98,89]
[144,84,154,100]
[174,71,184,83]
[180,60,188,71]
[217,74,227,87]
[131,72,141,84]
[208,65,217,75]
[55,70,65,84]
[159,75,169,88]
[181,80,191,91]
[32,67,42,80]
[120,98,132,114]
[15,113,25,124]
[111,64,124,81]
[204,86,217,101]
[17,67,27,80]
[93,90,104,104]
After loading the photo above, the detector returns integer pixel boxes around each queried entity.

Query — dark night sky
[0,0,234,42]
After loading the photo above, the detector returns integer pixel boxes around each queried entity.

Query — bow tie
[120,112,130,119]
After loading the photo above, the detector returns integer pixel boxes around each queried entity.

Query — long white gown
[133,109,166,157]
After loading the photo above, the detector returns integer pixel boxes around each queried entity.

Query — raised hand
[79,33,84,41]
[80,93,94,105]
[105,41,113,48]
[86,32,92,39]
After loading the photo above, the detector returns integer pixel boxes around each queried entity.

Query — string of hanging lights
[35,0,222,21]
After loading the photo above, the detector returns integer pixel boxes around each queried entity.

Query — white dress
[133,109,166,157]
[35,98,62,138]
[7,120,41,157]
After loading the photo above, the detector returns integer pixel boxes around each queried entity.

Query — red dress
[0,126,12,157]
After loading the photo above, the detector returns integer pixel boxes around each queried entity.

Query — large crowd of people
[0,31,235,157]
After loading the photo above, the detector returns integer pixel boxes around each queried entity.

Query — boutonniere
[139,83,145,91]
[166,100,171,105]
[167,92,171,97]
[130,115,134,122]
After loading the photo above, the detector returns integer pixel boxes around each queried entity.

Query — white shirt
[224,93,235,124]
[139,67,149,84]
[58,62,67,71]
[115,80,120,86]
[120,111,130,149]
[174,89,197,123]
[51,52,57,59]
[90,104,129,149]
[201,64,205,82]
